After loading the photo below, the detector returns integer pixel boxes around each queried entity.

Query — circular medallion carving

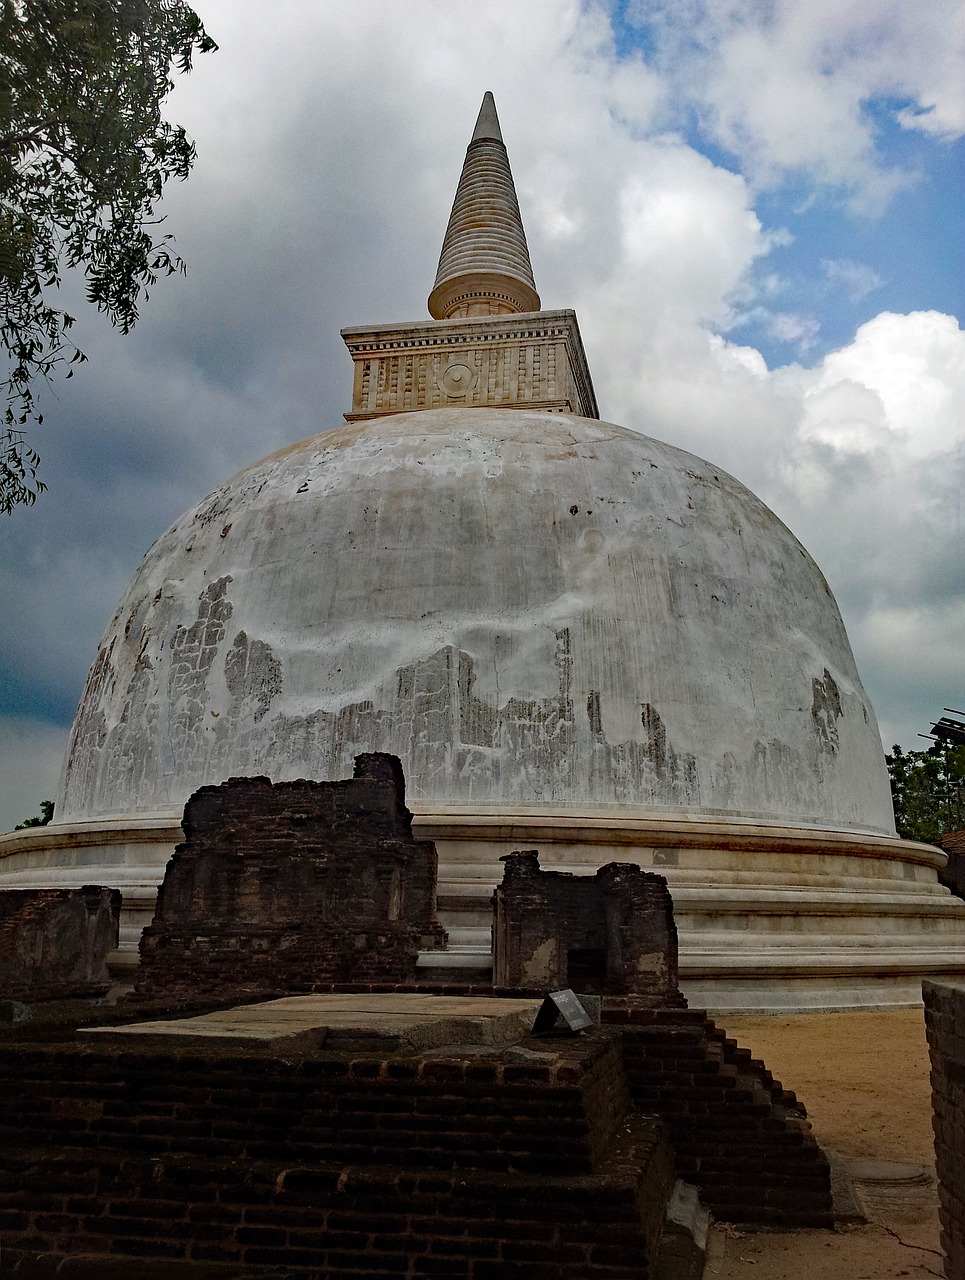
[439,361,476,398]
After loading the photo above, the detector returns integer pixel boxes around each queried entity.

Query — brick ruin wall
[923,979,965,1279]
[136,754,446,1001]
[0,755,835,1273]
[0,998,833,1278]
[493,850,684,1005]
[0,1030,677,1279]
[604,1004,832,1227]
[0,887,119,1003]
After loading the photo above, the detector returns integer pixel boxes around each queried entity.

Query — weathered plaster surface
[59,408,895,834]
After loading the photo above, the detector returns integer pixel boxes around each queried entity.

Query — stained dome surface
[59,407,895,835]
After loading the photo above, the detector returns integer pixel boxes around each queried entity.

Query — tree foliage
[0,0,215,512]
[14,798,54,828]
[886,743,965,845]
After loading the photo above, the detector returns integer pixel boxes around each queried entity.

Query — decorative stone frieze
[342,309,598,420]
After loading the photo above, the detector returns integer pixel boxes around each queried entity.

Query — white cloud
[760,309,821,351]
[808,311,965,460]
[858,601,965,750]
[631,0,965,209]
[822,258,883,303]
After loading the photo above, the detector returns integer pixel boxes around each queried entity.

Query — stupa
[2,94,963,1009]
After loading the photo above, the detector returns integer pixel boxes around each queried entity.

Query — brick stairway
[604,1005,834,1226]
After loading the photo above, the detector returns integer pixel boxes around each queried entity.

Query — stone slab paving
[84,992,542,1051]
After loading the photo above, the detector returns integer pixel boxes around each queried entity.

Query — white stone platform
[4,804,964,1012]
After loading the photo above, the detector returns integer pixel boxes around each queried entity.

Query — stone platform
[1,995,684,1278]
[5,805,964,1011]
[85,992,542,1053]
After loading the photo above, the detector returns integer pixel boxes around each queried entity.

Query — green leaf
[0,0,216,513]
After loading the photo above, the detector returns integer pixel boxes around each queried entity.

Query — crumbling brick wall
[0,886,119,1001]
[606,1005,833,1226]
[136,754,446,1000]
[0,1001,835,1261]
[0,1031,676,1278]
[923,979,965,1279]
[492,851,683,1004]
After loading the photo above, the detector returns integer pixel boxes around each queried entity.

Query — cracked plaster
[59,408,894,835]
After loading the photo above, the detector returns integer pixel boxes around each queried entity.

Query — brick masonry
[0,1027,675,1279]
[493,851,684,1004]
[0,994,834,1275]
[0,887,119,1003]
[0,749,834,1272]
[136,755,447,1002]
[604,1004,834,1227]
[923,979,965,1279]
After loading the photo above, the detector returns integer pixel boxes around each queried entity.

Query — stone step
[656,1179,710,1280]
[442,926,491,947]
[419,903,493,972]
[438,909,492,931]
[436,895,500,917]
[416,948,492,970]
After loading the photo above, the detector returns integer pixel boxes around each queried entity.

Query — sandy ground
[705,1009,944,1280]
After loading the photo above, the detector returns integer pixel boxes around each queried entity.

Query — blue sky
[0,0,962,830]
[738,134,963,359]
[611,0,964,365]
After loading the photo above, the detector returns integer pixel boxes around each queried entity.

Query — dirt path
[704,1009,944,1280]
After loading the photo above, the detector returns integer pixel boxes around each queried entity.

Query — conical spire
[428,92,541,320]
[471,89,502,143]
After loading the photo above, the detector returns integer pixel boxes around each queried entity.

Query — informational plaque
[531,989,594,1035]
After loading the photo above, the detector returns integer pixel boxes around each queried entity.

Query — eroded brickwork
[0,991,837,1276]
[0,887,119,1002]
[923,979,965,1279]
[0,1030,674,1278]
[136,754,446,1001]
[605,1005,834,1227]
[493,850,683,1004]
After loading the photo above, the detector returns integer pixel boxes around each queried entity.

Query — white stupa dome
[4,91,961,1011]
[59,406,894,836]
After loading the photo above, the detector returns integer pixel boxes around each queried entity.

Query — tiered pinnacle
[341,92,597,422]
[427,92,540,320]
